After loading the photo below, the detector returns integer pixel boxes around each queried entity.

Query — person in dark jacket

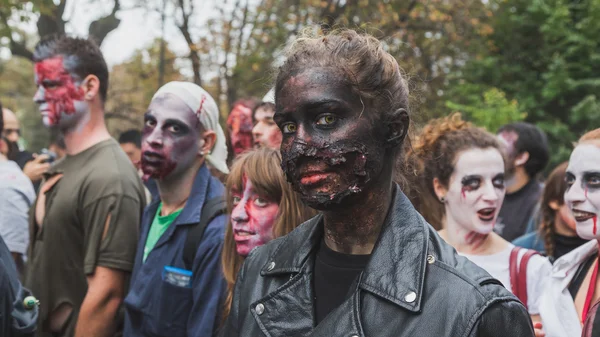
[0,101,38,337]
[220,29,534,337]
[123,81,230,337]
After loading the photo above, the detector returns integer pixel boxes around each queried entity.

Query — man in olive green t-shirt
[25,35,145,337]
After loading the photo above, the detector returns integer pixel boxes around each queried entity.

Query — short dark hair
[497,122,549,178]
[252,101,275,122]
[118,129,142,148]
[33,34,109,102]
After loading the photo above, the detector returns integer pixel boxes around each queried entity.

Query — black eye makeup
[461,175,482,191]
[583,171,600,190]
[492,173,505,189]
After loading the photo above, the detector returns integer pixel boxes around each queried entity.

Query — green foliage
[446,87,526,132]
[446,0,600,173]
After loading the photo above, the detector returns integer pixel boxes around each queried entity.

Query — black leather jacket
[221,186,534,337]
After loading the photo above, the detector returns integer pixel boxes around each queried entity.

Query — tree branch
[88,0,122,46]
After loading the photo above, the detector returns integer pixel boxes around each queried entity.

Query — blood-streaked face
[33,56,87,129]
[445,148,506,235]
[227,104,253,156]
[274,67,387,210]
[565,143,600,240]
[141,94,202,181]
[230,179,278,256]
[252,106,282,150]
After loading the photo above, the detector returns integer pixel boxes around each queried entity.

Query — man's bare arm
[75,266,128,337]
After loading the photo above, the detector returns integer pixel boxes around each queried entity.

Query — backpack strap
[509,246,539,311]
[183,196,227,270]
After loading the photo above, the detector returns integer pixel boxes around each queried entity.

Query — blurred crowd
[0,30,598,337]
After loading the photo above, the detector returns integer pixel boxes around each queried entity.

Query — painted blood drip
[35,57,84,125]
[594,216,598,236]
[196,95,207,119]
[461,187,467,200]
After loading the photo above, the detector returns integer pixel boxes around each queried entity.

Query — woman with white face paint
[406,113,551,334]
[539,128,600,337]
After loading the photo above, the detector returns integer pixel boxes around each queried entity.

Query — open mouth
[234,229,256,240]
[477,208,497,222]
[572,209,597,222]
[142,151,164,164]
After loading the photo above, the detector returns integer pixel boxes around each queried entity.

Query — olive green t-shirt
[25,139,145,337]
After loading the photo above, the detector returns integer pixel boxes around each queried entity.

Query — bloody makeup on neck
[141,94,202,181]
[274,67,389,210]
[227,104,253,156]
[230,179,278,256]
[565,143,600,239]
[33,56,86,128]
[252,105,282,150]
[444,148,506,240]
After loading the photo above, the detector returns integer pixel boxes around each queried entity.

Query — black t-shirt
[495,179,543,241]
[313,239,370,324]
[554,234,589,261]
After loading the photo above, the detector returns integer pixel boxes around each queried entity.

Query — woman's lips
[300,172,333,185]
[572,209,597,222]
[142,151,165,164]
[477,208,497,222]
[233,228,256,241]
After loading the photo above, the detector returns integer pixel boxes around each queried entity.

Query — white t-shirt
[461,243,552,315]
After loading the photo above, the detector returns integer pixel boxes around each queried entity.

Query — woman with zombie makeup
[220,29,534,337]
[220,147,316,323]
[513,162,587,261]
[407,113,551,329]
[539,128,600,337]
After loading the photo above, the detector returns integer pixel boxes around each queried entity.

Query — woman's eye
[232,196,241,205]
[462,179,481,191]
[587,175,600,186]
[316,114,337,126]
[254,198,268,207]
[145,119,156,127]
[282,123,297,134]
[565,175,575,187]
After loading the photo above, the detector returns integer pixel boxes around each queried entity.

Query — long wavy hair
[538,162,569,258]
[221,148,316,321]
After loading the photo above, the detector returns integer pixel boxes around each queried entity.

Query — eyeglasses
[3,129,20,136]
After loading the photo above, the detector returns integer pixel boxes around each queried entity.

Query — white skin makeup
[565,143,600,240]
[440,148,506,250]
[230,179,279,256]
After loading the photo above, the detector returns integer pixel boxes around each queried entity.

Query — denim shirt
[124,165,227,337]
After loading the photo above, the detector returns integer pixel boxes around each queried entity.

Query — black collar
[261,184,429,312]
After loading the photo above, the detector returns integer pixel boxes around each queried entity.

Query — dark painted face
[33,56,87,128]
[274,67,388,210]
[141,94,202,181]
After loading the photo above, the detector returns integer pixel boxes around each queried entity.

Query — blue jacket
[512,231,546,256]
[124,165,227,337]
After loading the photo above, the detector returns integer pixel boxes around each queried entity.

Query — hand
[23,154,51,183]
[534,322,545,337]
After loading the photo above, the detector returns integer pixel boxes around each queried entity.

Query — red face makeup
[252,106,282,150]
[227,104,253,156]
[141,94,201,181]
[33,56,85,127]
[230,179,279,257]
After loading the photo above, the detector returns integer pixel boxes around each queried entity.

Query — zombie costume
[221,186,535,337]
[25,140,145,337]
[124,164,227,337]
